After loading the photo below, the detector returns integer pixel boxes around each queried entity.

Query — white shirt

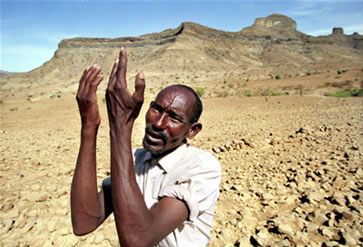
[133,144,221,247]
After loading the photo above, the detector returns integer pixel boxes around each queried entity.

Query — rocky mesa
[1,14,362,101]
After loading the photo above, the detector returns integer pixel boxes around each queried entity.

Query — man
[71,47,221,247]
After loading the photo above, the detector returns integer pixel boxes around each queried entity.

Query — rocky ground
[205,96,363,247]
[0,86,362,246]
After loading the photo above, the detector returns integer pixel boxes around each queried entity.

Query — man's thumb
[133,72,145,103]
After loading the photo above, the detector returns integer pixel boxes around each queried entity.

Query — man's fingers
[80,66,90,82]
[79,65,101,97]
[85,65,101,83]
[116,47,128,88]
[132,72,145,103]
[77,67,90,96]
[89,74,104,95]
[107,60,118,90]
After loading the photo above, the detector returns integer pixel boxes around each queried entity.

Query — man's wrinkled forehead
[154,86,196,117]
[155,87,193,104]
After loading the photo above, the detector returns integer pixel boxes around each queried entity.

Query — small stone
[36,192,49,202]
[47,219,58,232]
[270,239,291,247]
[262,193,275,201]
[26,209,38,217]
[306,223,319,233]
[319,227,339,240]
[332,176,344,188]
[236,236,250,246]
[21,220,36,233]
[251,234,267,246]
[356,167,363,176]
[94,233,105,244]
[307,191,325,202]
[323,241,340,247]
[295,231,310,244]
[278,223,294,236]
[58,227,71,236]
[331,192,346,206]
[12,213,26,228]
[7,208,19,218]
[309,210,328,225]
[31,184,41,191]
[341,211,353,221]
[341,231,357,245]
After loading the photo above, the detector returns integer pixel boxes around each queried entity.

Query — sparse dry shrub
[351,89,363,96]
[270,91,288,96]
[244,90,252,97]
[299,88,304,96]
[195,87,206,98]
[325,89,363,97]
[295,84,305,96]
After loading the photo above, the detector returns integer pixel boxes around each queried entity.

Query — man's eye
[151,107,161,113]
[170,117,180,122]
[150,102,162,113]
[169,114,183,123]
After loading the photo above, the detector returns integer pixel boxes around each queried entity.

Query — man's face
[142,87,196,157]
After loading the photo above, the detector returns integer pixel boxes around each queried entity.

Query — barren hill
[1,14,362,102]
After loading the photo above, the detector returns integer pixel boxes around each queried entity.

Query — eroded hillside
[1,14,362,103]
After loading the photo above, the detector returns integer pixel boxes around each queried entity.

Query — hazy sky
[1,0,362,72]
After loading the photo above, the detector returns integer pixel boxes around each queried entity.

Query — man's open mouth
[145,128,167,145]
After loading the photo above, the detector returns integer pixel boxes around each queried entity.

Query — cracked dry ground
[0,95,362,246]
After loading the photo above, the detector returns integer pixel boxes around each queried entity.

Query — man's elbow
[73,228,87,236]
[72,223,92,236]
[71,218,99,236]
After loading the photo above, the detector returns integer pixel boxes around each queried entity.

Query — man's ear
[187,122,202,139]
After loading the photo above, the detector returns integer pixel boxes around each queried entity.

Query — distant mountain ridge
[0,70,16,75]
[1,14,362,93]
[57,14,362,49]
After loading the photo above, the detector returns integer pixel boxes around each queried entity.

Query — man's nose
[153,112,168,129]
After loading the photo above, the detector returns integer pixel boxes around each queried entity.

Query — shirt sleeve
[158,152,221,221]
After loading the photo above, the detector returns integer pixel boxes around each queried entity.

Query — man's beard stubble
[142,126,168,157]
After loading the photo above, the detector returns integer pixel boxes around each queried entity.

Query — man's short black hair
[167,84,203,124]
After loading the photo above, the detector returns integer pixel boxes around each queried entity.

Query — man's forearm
[71,126,105,235]
[109,126,154,246]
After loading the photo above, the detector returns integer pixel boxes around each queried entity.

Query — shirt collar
[144,144,188,173]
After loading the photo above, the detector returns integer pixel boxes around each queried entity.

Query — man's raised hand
[106,47,145,129]
[76,65,104,128]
